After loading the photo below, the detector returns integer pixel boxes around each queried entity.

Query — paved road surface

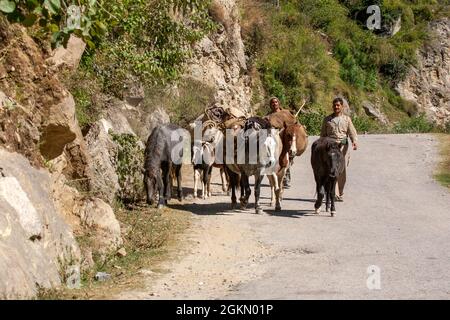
[118,134,450,300]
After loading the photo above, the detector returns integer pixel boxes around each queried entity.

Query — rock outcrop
[0,18,123,298]
[85,122,120,204]
[396,18,450,128]
[0,149,80,299]
[187,0,252,113]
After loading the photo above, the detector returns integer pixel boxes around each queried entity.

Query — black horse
[311,138,345,216]
[144,124,190,208]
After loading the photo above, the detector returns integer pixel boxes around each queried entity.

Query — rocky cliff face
[0,21,123,298]
[187,0,252,113]
[0,149,80,299]
[396,18,450,128]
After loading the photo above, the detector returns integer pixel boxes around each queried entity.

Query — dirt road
[118,134,450,299]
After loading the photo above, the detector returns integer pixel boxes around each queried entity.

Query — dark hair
[333,97,344,105]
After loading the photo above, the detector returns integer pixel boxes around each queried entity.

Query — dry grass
[434,133,450,190]
[37,205,191,300]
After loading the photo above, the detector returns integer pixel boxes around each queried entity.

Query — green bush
[110,132,145,204]
[351,115,380,133]
[393,114,434,134]
[299,109,327,136]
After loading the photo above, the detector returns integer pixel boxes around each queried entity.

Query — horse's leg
[275,168,286,211]
[193,166,200,199]
[240,173,249,209]
[219,167,227,193]
[157,169,167,209]
[314,178,324,214]
[175,164,183,202]
[226,167,237,209]
[144,174,153,206]
[202,165,210,200]
[267,174,275,207]
[330,178,337,217]
[325,179,331,213]
[254,173,264,214]
[207,166,213,198]
[201,168,206,200]
[245,175,251,205]
[162,162,171,206]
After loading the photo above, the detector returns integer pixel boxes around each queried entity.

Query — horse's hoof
[275,205,281,212]
[314,207,321,214]
[177,197,183,202]
[255,208,263,214]
[331,211,336,217]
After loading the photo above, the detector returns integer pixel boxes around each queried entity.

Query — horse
[268,123,308,210]
[192,121,228,199]
[224,117,282,214]
[311,137,345,217]
[143,123,190,209]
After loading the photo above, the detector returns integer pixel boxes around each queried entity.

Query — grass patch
[37,205,190,300]
[434,134,450,190]
[392,113,434,134]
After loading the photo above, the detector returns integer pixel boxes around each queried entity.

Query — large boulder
[47,35,86,70]
[0,148,81,299]
[85,122,120,204]
[51,170,123,257]
[362,101,389,125]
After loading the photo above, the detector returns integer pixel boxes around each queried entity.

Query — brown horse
[268,123,308,210]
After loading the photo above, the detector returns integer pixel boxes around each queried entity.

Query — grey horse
[143,124,190,208]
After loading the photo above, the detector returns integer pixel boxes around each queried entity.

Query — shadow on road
[170,202,234,216]
[264,209,320,219]
[259,196,317,203]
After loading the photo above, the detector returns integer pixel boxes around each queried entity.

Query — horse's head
[262,128,280,169]
[326,140,344,179]
[202,124,223,146]
[282,123,308,159]
[144,169,162,206]
[192,123,223,166]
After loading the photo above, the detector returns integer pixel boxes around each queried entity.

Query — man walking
[265,97,297,188]
[320,97,358,201]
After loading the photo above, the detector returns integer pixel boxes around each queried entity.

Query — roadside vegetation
[435,134,450,190]
[38,205,190,300]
